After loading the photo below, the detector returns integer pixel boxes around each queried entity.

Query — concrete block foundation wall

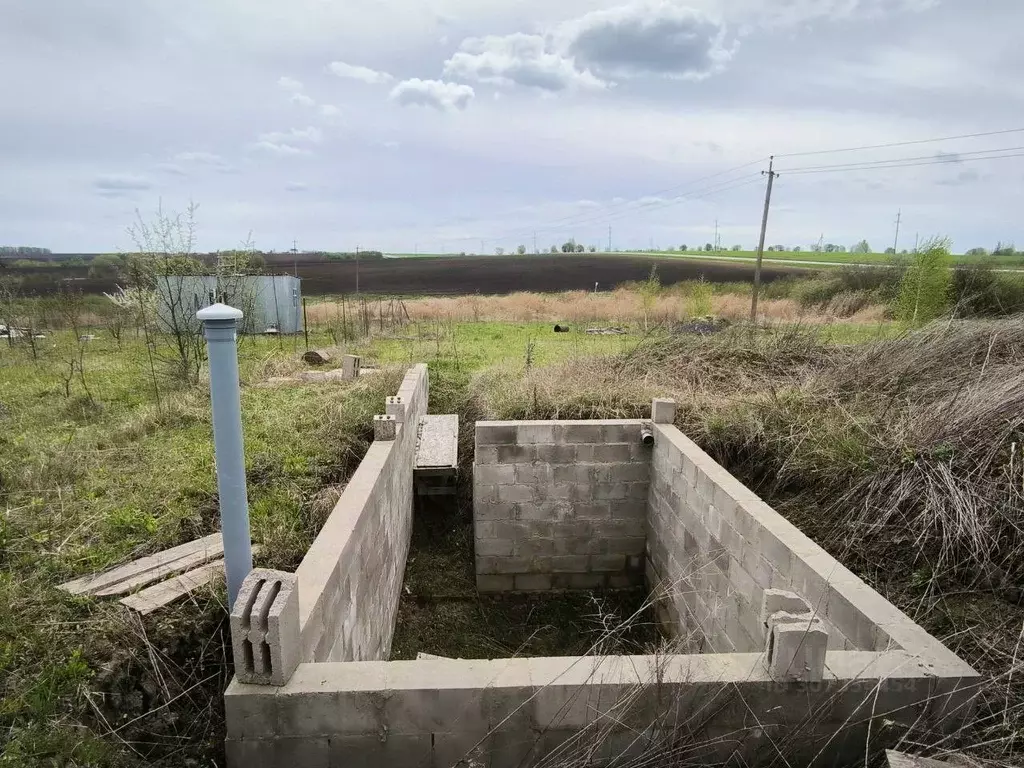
[294,364,427,664]
[473,420,650,592]
[226,395,981,768]
[645,422,950,658]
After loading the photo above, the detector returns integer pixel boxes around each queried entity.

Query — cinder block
[590,554,626,572]
[535,444,576,463]
[498,484,535,503]
[601,423,639,443]
[651,398,676,424]
[373,414,397,441]
[474,501,517,521]
[517,424,556,443]
[475,538,514,557]
[341,354,361,380]
[594,482,628,501]
[592,444,632,463]
[475,520,520,540]
[475,446,498,465]
[385,396,406,423]
[328,733,433,768]
[611,463,650,482]
[515,463,552,484]
[514,537,555,557]
[497,444,537,463]
[230,569,301,686]
[476,425,517,445]
[765,612,829,682]
[550,555,589,573]
[514,573,553,591]
[477,574,514,592]
[563,424,604,443]
[475,464,515,486]
[760,588,811,625]
[569,572,606,589]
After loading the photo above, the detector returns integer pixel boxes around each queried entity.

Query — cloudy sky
[2,0,1023,254]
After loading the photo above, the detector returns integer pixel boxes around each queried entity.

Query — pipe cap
[197,303,243,322]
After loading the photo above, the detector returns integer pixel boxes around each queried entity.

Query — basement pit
[223,366,981,768]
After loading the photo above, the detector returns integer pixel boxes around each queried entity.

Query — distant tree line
[0,246,52,256]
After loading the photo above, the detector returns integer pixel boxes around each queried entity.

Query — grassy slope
[0,330,396,765]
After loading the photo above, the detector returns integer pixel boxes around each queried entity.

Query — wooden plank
[119,560,224,615]
[415,414,459,469]
[60,533,223,596]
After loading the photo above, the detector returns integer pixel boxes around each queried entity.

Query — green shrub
[789,277,845,307]
[952,261,1024,317]
[894,238,952,326]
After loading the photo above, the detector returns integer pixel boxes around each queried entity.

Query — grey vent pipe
[640,423,654,445]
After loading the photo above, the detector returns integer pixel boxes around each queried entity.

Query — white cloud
[319,104,341,117]
[327,61,393,84]
[174,151,226,165]
[389,78,475,111]
[257,126,323,144]
[277,76,304,92]
[290,92,316,107]
[251,141,308,155]
[444,33,606,92]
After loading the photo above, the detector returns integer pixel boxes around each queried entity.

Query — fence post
[197,303,253,608]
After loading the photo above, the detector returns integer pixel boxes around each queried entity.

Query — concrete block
[496,444,537,463]
[497,484,535,503]
[563,424,604,443]
[476,424,517,445]
[514,573,553,591]
[550,555,589,573]
[328,734,432,768]
[594,482,628,501]
[651,398,676,424]
[342,354,361,379]
[517,424,556,443]
[230,569,301,686]
[475,501,517,520]
[535,444,577,463]
[592,444,633,463]
[569,572,606,589]
[590,554,625,572]
[601,423,638,443]
[477,574,514,592]
[385,395,406,423]
[765,612,828,682]
[514,537,555,557]
[373,414,397,441]
[475,464,515,486]
[761,589,811,625]
[515,463,552,484]
[475,538,514,557]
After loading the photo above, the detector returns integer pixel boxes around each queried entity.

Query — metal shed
[155,274,303,335]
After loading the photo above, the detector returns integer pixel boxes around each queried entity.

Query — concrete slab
[415,414,458,469]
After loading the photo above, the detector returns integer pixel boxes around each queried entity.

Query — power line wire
[781,145,1024,173]
[783,151,1024,176]
[775,126,1024,159]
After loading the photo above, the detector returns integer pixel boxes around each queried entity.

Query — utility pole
[714,218,719,253]
[533,232,537,254]
[750,156,777,323]
[608,225,612,252]
[291,239,298,277]
[480,239,485,255]
[893,209,902,254]
[355,245,360,296]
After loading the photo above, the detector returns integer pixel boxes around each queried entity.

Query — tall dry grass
[305,288,886,327]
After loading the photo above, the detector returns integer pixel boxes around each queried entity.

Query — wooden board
[119,560,224,615]
[60,533,223,596]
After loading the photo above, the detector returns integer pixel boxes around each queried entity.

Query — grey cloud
[938,169,982,186]
[564,1,736,81]
[389,78,474,111]
[155,163,188,176]
[94,173,152,191]
[934,151,962,164]
[327,61,393,84]
[444,34,606,92]
[285,182,308,192]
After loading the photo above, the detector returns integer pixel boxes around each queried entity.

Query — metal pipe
[640,424,654,445]
[197,303,253,608]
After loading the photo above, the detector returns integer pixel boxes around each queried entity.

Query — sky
[2,0,1023,254]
